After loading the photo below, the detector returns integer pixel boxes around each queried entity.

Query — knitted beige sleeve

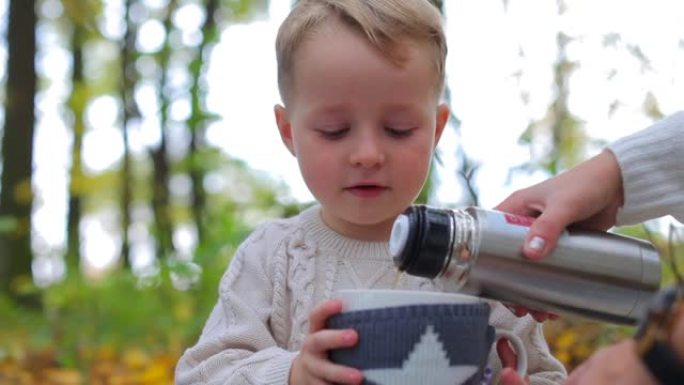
[175,224,297,385]
[609,111,684,225]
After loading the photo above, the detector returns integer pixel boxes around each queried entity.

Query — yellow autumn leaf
[137,363,171,384]
[95,346,117,362]
[122,349,150,370]
[42,368,83,385]
[554,330,578,350]
[555,351,572,367]
[573,344,595,361]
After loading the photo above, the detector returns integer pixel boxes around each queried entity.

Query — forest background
[0,0,683,384]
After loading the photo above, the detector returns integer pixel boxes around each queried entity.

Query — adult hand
[496,150,623,321]
[565,340,657,385]
[495,150,623,260]
[289,300,363,385]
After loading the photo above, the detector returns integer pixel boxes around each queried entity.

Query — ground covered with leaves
[0,348,177,385]
[0,264,225,385]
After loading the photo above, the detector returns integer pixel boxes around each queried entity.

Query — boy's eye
[316,127,349,140]
[385,126,414,138]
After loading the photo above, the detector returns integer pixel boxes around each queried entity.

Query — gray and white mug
[326,289,527,385]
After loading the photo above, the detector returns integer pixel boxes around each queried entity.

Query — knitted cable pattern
[287,227,318,347]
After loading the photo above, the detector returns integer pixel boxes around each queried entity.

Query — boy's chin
[323,208,401,239]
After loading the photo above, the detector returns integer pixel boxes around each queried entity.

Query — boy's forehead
[294,18,430,75]
[287,25,441,101]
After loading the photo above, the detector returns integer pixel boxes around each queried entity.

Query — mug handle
[494,329,528,376]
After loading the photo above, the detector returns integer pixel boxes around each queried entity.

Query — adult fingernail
[527,236,546,251]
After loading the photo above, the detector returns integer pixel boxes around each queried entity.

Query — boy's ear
[434,103,450,147]
[274,104,295,156]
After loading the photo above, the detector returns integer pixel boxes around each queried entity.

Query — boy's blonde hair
[275,0,447,103]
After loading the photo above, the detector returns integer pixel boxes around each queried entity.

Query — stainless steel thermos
[389,205,662,324]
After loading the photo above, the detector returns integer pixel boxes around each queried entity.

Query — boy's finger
[499,368,528,385]
[302,329,358,354]
[309,299,343,332]
[506,305,530,318]
[507,305,559,322]
[530,309,560,322]
[304,356,363,385]
[496,338,518,369]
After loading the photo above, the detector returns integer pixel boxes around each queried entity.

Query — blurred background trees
[0,0,37,307]
[0,0,682,383]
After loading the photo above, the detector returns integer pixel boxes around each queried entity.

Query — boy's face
[275,20,449,241]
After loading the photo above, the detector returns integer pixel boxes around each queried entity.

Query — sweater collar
[298,205,392,261]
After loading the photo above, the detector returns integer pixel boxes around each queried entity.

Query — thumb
[522,207,576,260]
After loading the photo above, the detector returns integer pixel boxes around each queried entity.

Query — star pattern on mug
[363,325,478,385]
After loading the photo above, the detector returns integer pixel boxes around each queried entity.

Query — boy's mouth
[344,184,388,198]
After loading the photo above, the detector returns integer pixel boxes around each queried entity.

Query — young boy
[176,1,566,384]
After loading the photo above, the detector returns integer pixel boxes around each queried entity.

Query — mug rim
[333,289,481,312]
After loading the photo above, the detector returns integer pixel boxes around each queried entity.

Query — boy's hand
[497,338,530,385]
[505,304,559,323]
[289,299,363,385]
[499,368,529,385]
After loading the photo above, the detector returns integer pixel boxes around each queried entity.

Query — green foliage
[0,296,51,357]
[0,153,294,369]
[62,0,103,31]
[219,0,270,23]
[0,216,18,233]
[415,161,435,205]
[0,251,229,368]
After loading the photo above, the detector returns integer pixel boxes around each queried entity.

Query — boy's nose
[349,136,385,168]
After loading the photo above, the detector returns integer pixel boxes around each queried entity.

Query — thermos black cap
[390,205,452,279]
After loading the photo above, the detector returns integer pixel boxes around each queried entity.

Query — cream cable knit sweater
[610,111,684,225]
[176,206,566,385]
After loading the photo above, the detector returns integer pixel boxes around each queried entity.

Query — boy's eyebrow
[306,103,427,118]
[383,103,422,112]
[307,104,351,116]
[381,104,427,119]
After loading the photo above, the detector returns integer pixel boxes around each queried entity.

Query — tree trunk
[187,0,219,244]
[65,23,86,269]
[150,0,179,260]
[119,0,138,268]
[0,0,37,302]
